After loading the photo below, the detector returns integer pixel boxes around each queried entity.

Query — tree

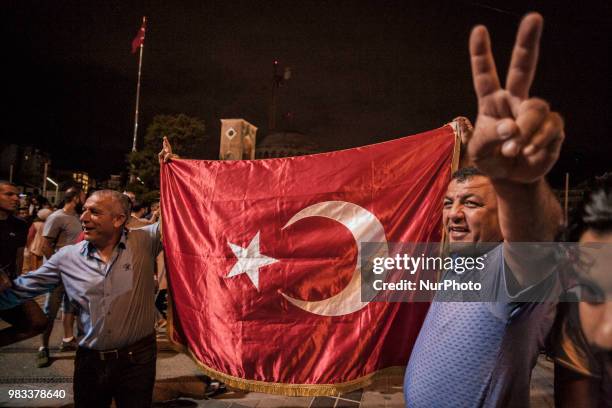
[127,114,207,192]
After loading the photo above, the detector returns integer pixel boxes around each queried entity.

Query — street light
[46,177,59,205]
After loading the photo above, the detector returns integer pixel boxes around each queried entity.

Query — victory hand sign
[468,13,564,183]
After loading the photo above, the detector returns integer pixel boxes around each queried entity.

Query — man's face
[80,194,126,246]
[443,176,502,244]
[0,184,20,214]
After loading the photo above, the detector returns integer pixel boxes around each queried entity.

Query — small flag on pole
[131,17,146,54]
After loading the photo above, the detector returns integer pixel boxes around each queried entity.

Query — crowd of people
[0,11,609,408]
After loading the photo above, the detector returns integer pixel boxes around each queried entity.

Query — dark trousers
[73,334,157,408]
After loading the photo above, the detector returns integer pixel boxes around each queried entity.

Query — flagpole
[132,16,146,153]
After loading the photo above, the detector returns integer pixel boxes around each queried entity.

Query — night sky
[2,1,610,187]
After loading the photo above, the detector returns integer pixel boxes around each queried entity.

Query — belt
[79,333,156,361]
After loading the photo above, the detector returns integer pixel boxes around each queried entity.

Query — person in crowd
[17,207,30,221]
[40,197,52,210]
[127,201,158,229]
[0,188,163,407]
[28,195,40,218]
[36,187,86,367]
[132,201,148,220]
[26,208,53,271]
[404,12,566,407]
[29,190,45,214]
[0,180,47,347]
[146,201,160,220]
[551,176,612,407]
[16,205,33,270]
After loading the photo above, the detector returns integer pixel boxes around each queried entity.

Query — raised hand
[467,13,564,183]
[158,136,178,165]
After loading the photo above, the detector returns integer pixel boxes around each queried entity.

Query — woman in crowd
[25,208,52,271]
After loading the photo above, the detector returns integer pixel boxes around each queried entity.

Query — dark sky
[2,1,610,187]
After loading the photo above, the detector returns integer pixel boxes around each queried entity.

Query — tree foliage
[127,114,207,191]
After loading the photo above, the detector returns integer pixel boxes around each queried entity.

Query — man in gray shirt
[36,187,85,367]
[404,13,565,407]
[0,189,162,407]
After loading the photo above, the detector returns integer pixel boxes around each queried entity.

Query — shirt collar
[80,229,128,257]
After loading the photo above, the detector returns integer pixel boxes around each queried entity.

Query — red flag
[161,126,456,395]
[131,17,146,54]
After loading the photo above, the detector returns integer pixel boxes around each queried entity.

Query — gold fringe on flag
[164,293,405,397]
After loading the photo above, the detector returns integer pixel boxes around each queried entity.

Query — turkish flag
[131,17,146,54]
[160,125,456,395]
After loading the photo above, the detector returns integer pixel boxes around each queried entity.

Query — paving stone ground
[0,297,554,407]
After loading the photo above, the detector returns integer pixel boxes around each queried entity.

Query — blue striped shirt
[0,224,162,350]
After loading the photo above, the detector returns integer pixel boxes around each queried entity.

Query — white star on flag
[226,232,278,290]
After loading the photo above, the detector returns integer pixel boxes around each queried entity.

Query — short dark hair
[565,174,612,241]
[451,167,485,182]
[64,189,81,203]
[0,180,16,189]
[132,201,146,213]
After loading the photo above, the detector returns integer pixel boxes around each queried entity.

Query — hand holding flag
[468,12,565,183]
[158,136,178,165]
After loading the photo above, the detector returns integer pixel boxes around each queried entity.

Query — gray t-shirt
[43,209,82,250]
[404,245,560,408]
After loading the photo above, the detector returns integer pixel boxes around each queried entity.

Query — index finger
[470,24,501,100]
[506,13,543,100]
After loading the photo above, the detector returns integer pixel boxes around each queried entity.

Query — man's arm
[41,213,60,259]
[493,179,561,242]
[41,237,55,259]
[467,13,564,285]
[0,252,63,310]
[140,222,163,256]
